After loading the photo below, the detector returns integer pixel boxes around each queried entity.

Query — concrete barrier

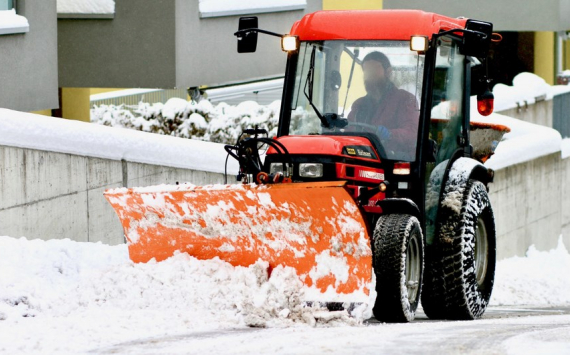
[0,145,225,245]
[0,109,568,260]
[489,152,570,259]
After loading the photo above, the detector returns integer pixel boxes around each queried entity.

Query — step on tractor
[105,10,510,323]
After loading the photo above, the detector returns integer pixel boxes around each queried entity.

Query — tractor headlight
[270,162,285,175]
[299,163,323,178]
[281,35,300,52]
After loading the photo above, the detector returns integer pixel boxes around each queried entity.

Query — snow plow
[106,10,509,322]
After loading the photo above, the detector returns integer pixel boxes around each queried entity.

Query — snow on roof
[57,0,115,14]
[493,72,570,112]
[0,109,238,174]
[0,9,29,35]
[199,0,306,18]
[470,100,563,170]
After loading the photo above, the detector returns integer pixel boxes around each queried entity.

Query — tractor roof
[290,10,468,41]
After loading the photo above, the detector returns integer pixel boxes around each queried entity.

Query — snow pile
[57,0,115,14]
[0,9,29,34]
[0,236,360,329]
[493,72,570,112]
[0,108,239,174]
[91,98,280,145]
[491,236,570,306]
[471,111,562,170]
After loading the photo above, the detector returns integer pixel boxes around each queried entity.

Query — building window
[199,0,306,19]
[0,0,14,11]
[57,0,115,19]
[0,0,29,36]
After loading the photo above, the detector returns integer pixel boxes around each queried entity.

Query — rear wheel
[372,214,424,323]
[422,180,496,320]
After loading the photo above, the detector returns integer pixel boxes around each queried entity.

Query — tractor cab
[235,11,494,226]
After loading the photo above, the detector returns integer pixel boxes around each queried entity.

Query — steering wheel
[343,121,378,134]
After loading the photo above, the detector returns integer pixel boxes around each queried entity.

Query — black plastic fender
[376,198,421,220]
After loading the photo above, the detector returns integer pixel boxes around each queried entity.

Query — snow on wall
[493,72,570,112]
[57,0,115,14]
[0,109,238,174]
[0,9,29,35]
[471,104,563,171]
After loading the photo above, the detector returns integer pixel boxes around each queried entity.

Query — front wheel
[372,214,424,323]
[422,180,496,320]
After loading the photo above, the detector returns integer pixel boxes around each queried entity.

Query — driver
[347,51,419,156]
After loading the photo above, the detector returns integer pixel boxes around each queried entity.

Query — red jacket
[347,83,419,158]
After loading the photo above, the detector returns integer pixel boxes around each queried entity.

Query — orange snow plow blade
[104,181,372,302]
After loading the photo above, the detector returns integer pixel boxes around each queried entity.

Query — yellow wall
[61,88,91,122]
[323,0,382,10]
[534,32,555,85]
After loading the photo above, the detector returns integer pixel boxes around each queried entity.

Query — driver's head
[362,51,392,96]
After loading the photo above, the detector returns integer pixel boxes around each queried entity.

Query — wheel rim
[405,231,421,303]
[474,216,489,288]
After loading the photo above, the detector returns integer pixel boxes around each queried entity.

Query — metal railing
[553,91,570,138]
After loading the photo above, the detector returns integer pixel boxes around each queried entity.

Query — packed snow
[0,9,29,35]
[0,108,239,174]
[473,111,563,170]
[57,0,115,14]
[199,0,306,18]
[0,234,568,353]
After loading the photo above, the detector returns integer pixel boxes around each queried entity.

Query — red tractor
[107,10,508,323]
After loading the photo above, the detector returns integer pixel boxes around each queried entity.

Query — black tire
[422,180,496,320]
[372,214,424,323]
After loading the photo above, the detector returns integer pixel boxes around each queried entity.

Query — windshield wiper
[303,45,347,129]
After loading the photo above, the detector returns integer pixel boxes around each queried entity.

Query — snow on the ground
[490,236,570,306]
[57,0,115,14]
[0,236,361,354]
[0,108,238,174]
[0,235,568,353]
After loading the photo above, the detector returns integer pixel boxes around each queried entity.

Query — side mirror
[237,17,258,53]
[477,90,494,116]
[462,20,493,58]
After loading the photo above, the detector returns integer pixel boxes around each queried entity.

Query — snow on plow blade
[104,181,372,303]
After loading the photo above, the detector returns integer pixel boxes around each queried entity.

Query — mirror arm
[234,28,284,39]
[434,28,488,41]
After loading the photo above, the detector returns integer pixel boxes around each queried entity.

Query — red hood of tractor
[290,10,467,41]
[267,135,381,162]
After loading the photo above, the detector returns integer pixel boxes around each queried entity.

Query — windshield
[290,40,424,161]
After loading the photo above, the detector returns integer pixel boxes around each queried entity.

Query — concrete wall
[58,0,322,89]
[0,145,224,246]
[0,0,58,111]
[497,100,553,128]
[383,0,570,31]
[488,152,569,259]
[174,0,322,87]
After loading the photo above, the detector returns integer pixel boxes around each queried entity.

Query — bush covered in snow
[91,98,281,145]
